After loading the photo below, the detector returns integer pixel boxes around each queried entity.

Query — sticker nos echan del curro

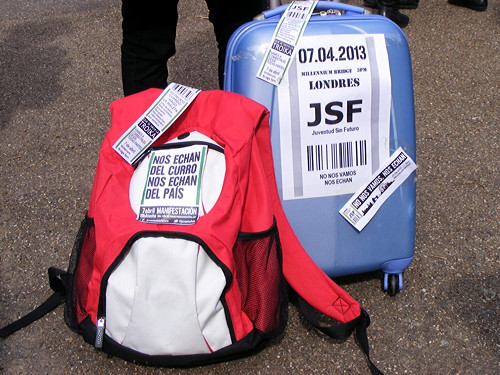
[131,145,208,225]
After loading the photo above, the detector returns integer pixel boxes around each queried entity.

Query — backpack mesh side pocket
[233,222,288,337]
[64,215,96,331]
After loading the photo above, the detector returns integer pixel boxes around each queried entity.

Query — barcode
[306,140,367,172]
[172,83,196,100]
[287,11,307,20]
[343,207,362,224]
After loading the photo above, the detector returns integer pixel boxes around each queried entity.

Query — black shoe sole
[447,0,487,11]
[363,1,419,10]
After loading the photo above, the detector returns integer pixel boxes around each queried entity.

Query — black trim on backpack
[80,317,272,368]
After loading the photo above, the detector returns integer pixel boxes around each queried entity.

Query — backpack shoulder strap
[252,103,384,375]
[0,267,67,338]
[253,107,360,322]
[297,297,383,375]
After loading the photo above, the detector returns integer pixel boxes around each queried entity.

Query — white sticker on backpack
[135,145,207,225]
[113,83,200,165]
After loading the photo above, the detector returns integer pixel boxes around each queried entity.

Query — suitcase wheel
[381,257,413,296]
[383,273,402,296]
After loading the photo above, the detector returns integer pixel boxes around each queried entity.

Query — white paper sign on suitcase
[278,34,391,200]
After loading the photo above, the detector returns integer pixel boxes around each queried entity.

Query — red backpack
[1,88,382,374]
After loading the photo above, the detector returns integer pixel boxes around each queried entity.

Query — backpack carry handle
[262,1,365,19]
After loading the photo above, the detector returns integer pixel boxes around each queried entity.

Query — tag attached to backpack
[1,88,383,374]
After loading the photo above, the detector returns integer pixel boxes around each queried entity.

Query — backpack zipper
[94,317,105,349]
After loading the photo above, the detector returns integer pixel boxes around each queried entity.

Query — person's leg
[378,0,410,28]
[205,0,267,88]
[121,0,179,96]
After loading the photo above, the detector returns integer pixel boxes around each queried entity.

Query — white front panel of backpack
[105,237,231,355]
[104,132,231,356]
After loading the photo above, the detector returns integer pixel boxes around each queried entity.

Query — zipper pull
[94,317,105,349]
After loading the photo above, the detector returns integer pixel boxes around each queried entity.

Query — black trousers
[121,0,266,96]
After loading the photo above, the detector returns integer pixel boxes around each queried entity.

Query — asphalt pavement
[0,0,498,374]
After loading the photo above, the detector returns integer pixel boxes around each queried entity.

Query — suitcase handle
[262,1,365,19]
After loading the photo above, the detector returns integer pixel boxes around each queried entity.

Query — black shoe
[379,6,410,27]
[447,0,487,11]
[364,0,419,9]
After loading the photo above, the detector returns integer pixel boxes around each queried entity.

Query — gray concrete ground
[0,0,498,374]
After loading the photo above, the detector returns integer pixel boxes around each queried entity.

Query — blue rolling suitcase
[224,1,416,295]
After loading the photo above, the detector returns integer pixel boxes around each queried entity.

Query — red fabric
[82,88,360,338]
[251,103,361,323]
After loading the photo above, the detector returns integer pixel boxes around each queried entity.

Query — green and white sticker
[137,145,207,225]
